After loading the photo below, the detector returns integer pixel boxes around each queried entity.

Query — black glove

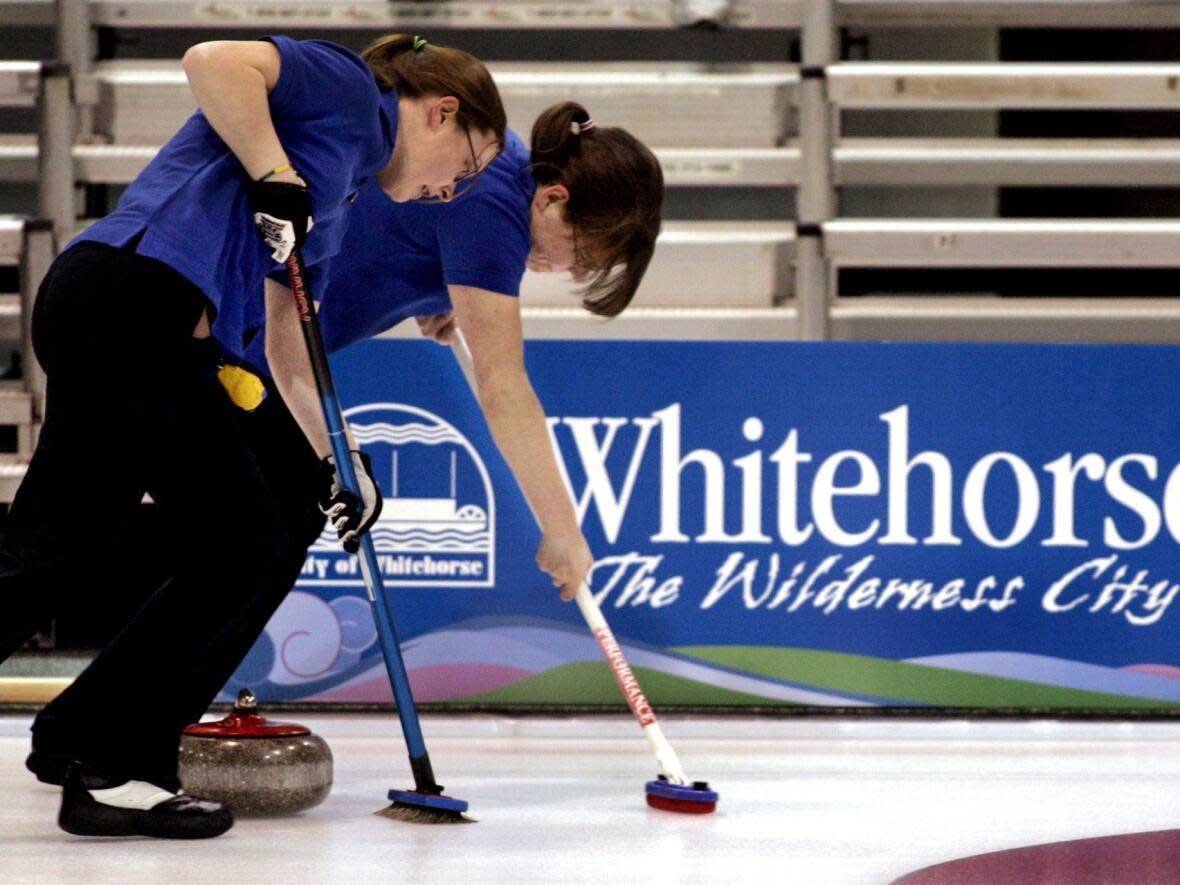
[319,450,383,554]
[250,179,313,263]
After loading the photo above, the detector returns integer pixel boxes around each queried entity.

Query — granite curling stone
[179,689,333,816]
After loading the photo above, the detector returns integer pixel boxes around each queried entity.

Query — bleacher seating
[94,61,798,148]
[3,0,1180,498]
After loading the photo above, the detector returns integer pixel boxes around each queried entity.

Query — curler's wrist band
[257,162,295,183]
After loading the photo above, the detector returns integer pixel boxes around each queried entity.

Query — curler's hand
[416,312,457,344]
[319,450,383,554]
[250,173,313,263]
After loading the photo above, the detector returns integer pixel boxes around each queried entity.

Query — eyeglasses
[462,125,479,179]
[421,125,500,203]
[453,125,499,198]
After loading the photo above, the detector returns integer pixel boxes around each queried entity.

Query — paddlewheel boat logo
[300,402,495,589]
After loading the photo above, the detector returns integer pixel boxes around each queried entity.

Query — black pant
[0,241,323,788]
[32,386,326,789]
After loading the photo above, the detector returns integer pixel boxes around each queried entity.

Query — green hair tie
[412,36,428,52]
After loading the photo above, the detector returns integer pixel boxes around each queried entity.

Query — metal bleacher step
[0,216,25,265]
[834,138,1180,188]
[80,0,795,29]
[16,132,1180,189]
[830,295,1180,344]
[93,61,796,149]
[378,303,798,341]
[655,147,795,187]
[0,62,39,109]
[520,305,798,340]
[489,62,795,148]
[828,62,1180,110]
[839,1,1180,29]
[0,218,34,340]
[0,387,36,477]
[0,460,27,504]
[522,220,795,308]
[515,296,1180,346]
[822,219,1180,268]
[0,136,798,188]
[0,136,161,185]
[0,136,38,182]
[0,294,24,340]
[15,0,1180,31]
[0,0,48,26]
[0,387,33,426]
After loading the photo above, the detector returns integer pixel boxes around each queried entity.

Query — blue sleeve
[262,37,375,123]
[435,194,530,297]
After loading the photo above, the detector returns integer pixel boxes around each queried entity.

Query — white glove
[249,179,315,263]
[319,450,383,553]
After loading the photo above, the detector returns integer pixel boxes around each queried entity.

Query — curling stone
[179,689,333,816]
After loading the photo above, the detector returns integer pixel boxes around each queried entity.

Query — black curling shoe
[58,762,233,839]
[26,749,69,786]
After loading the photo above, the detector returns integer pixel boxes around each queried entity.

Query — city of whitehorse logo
[304,402,495,588]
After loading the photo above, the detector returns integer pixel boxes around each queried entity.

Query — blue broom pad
[387,788,469,814]
[645,779,719,804]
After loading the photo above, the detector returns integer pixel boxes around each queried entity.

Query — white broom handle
[574,583,690,784]
[449,333,689,785]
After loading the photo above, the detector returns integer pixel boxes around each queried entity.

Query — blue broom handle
[284,251,429,763]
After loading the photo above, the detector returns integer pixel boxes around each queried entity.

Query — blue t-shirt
[73,37,397,358]
[243,128,533,374]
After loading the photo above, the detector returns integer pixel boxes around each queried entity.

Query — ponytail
[530,102,594,173]
[530,102,664,318]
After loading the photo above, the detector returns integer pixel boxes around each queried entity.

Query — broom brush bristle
[375,803,476,824]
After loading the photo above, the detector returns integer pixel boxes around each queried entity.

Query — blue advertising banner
[223,340,1180,709]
